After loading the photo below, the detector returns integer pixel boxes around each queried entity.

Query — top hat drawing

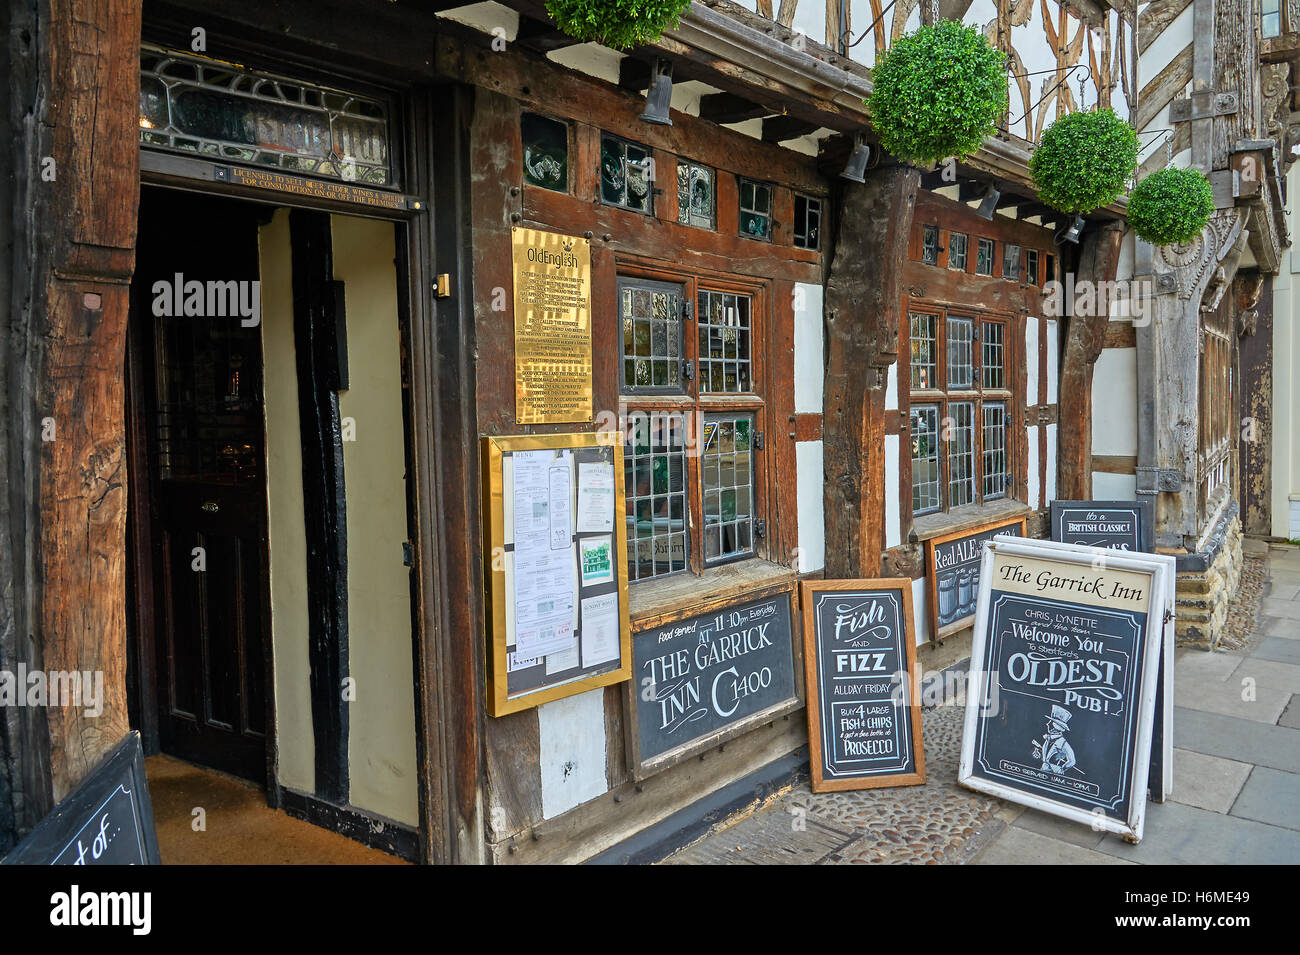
[1047,705,1072,732]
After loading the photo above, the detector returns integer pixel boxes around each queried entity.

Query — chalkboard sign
[627,590,800,778]
[801,579,925,791]
[925,515,1025,639]
[482,432,632,717]
[3,732,160,865]
[1050,500,1154,553]
[958,537,1171,842]
[1048,501,1171,803]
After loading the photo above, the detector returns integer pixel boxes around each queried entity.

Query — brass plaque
[512,228,592,424]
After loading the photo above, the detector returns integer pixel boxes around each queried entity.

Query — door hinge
[682,359,695,381]
[754,430,765,450]
[755,519,767,539]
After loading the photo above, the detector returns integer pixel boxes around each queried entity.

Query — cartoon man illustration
[1032,705,1077,775]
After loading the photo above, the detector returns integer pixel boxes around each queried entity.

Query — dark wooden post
[823,164,919,578]
[1056,221,1124,502]
[1,0,142,849]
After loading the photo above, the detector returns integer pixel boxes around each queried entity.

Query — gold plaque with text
[512,228,592,424]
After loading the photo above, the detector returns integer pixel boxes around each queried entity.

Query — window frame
[677,158,716,230]
[904,301,1017,518]
[617,263,771,582]
[737,176,775,241]
[599,131,655,215]
[793,193,822,250]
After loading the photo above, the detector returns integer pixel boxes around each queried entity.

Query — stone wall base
[1174,504,1243,650]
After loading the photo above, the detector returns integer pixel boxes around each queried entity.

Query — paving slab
[1011,807,1107,849]
[1261,598,1300,621]
[1170,748,1252,813]
[1259,617,1300,640]
[1281,695,1300,730]
[665,807,856,864]
[1174,706,1300,773]
[1095,800,1300,865]
[1229,767,1300,831]
[1252,637,1300,666]
[1172,671,1290,723]
[1230,657,1300,693]
[1268,572,1300,589]
[975,826,1133,865]
[1173,648,1241,682]
[1270,583,1300,602]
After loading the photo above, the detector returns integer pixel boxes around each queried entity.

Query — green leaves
[866,20,1008,164]
[1126,166,1215,245]
[1030,108,1137,214]
[545,0,692,51]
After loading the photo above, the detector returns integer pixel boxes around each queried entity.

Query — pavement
[665,541,1300,865]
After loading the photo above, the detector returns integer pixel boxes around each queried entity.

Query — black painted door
[132,190,270,783]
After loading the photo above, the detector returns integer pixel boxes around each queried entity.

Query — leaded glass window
[139,45,392,185]
[620,279,683,392]
[1025,249,1039,286]
[975,237,995,275]
[982,321,1004,389]
[948,401,975,507]
[948,232,968,270]
[601,133,653,213]
[912,405,940,514]
[625,413,688,581]
[698,291,752,393]
[947,316,974,389]
[521,112,568,192]
[1003,243,1021,280]
[678,160,715,229]
[701,415,755,564]
[738,178,773,239]
[983,402,1008,499]
[794,194,822,249]
[922,225,939,265]
[910,313,937,390]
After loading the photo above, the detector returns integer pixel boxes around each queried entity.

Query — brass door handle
[201,501,220,513]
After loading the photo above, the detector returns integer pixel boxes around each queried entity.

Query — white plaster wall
[1025,319,1039,406]
[1045,422,1058,506]
[436,1,518,38]
[1093,473,1138,500]
[1091,347,1139,457]
[885,362,898,411]
[1139,2,1194,90]
[885,434,901,549]
[1044,319,1059,406]
[797,440,826,572]
[547,43,624,84]
[1026,426,1040,509]
[1274,162,1300,537]
[537,688,608,819]
[911,577,930,647]
[794,282,824,415]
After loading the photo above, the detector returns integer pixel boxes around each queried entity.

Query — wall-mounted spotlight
[840,133,872,182]
[976,183,1001,219]
[639,59,674,126]
[1061,214,1086,244]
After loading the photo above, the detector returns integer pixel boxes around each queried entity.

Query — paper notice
[580,591,621,668]
[575,461,615,533]
[508,651,540,672]
[579,535,614,586]
[549,454,572,550]
[544,635,580,675]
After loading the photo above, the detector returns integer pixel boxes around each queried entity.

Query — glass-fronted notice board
[481,432,631,716]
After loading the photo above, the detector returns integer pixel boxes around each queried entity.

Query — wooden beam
[515,16,585,54]
[698,91,770,124]
[618,57,653,92]
[762,115,819,143]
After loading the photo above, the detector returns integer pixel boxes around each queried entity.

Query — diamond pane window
[601,134,653,213]
[521,112,568,192]
[922,225,939,264]
[625,413,689,581]
[738,178,773,240]
[911,404,940,514]
[139,45,392,185]
[983,402,1008,499]
[701,416,755,563]
[949,232,968,270]
[982,321,1005,389]
[910,313,937,390]
[794,194,822,249]
[677,161,715,229]
[947,316,974,389]
[948,401,975,507]
[698,291,752,393]
[620,279,683,392]
[975,237,995,275]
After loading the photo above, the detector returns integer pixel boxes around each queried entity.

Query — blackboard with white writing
[1050,500,1153,553]
[801,579,925,791]
[927,516,1024,637]
[960,543,1164,839]
[3,732,160,865]
[629,592,799,776]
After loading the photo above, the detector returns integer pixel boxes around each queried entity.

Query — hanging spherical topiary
[1126,166,1215,245]
[544,0,692,51]
[1030,108,1138,213]
[866,20,1008,164]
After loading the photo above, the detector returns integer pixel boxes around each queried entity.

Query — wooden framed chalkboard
[924,514,1025,640]
[801,579,925,792]
[481,432,632,717]
[958,536,1172,843]
[3,732,160,865]
[625,586,802,779]
[1049,500,1154,553]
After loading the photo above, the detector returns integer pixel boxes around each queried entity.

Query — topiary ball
[545,0,692,51]
[1030,108,1138,214]
[1126,166,1215,245]
[867,20,1008,164]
